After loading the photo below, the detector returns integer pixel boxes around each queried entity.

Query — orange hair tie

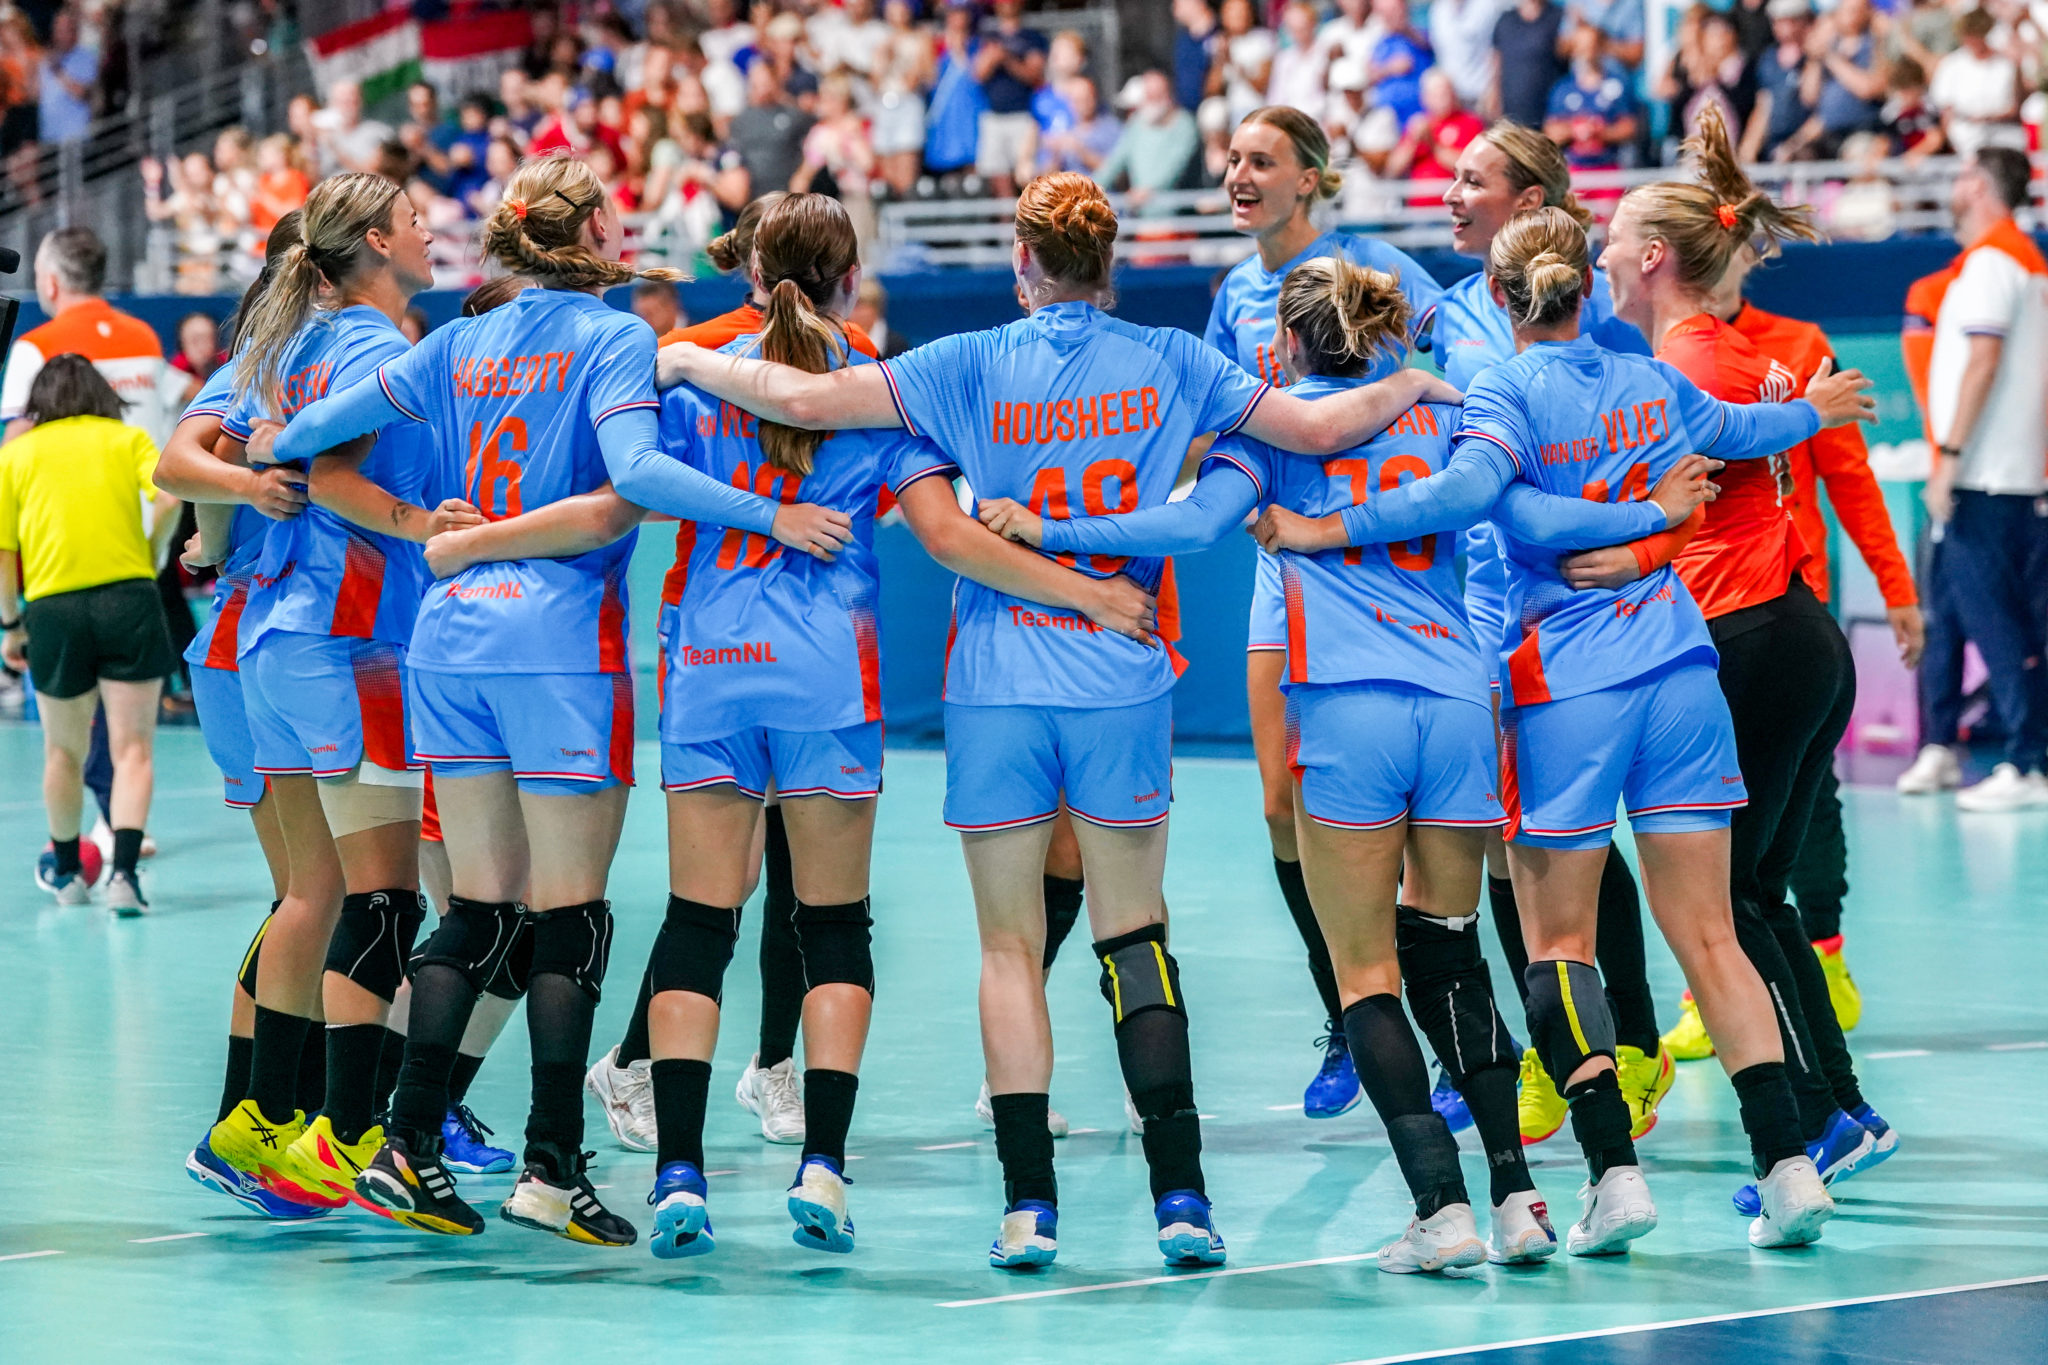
[508,199,528,220]
[1716,203,1739,230]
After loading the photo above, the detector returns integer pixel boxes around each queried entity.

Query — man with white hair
[1,227,168,448]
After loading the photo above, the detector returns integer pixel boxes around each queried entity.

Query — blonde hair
[1620,104,1818,294]
[233,171,404,414]
[1479,122,1594,229]
[1240,106,1344,203]
[1276,258,1411,378]
[706,191,787,275]
[1489,207,1591,329]
[1014,172,1118,293]
[753,194,859,475]
[479,152,685,291]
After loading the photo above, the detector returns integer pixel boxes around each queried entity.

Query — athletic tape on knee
[322,890,427,1002]
[1396,905,1519,1083]
[1094,923,1186,1025]
[528,900,615,1002]
[1523,958,1617,1085]
[648,895,742,1003]
[413,896,523,994]
[483,915,535,1001]
[794,897,875,994]
[315,777,423,838]
[236,901,279,999]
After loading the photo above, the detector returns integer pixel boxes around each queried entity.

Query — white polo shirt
[1929,221,2048,495]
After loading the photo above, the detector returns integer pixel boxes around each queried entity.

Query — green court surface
[3,725,2045,1364]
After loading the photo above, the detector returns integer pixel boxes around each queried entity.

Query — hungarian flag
[305,1,530,106]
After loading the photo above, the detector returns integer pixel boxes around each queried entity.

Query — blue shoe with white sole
[1431,1066,1474,1133]
[1845,1102,1898,1177]
[441,1105,516,1175]
[1155,1189,1227,1266]
[1304,1028,1362,1119]
[649,1161,714,1259]
[788,1155,855,1253]
[989,1199,1058,1269]
[1732,1107,1875,1215]
[186,1135,329,1219]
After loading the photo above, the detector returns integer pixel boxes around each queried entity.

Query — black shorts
[24,579,176,700]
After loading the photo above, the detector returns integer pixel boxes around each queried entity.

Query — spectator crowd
[139,0,2043,290]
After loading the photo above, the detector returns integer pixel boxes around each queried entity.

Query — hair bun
[1050,192,1115,248]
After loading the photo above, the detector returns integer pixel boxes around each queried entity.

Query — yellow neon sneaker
[1661,991,1716,1061]
[1616,1043,1676,1139]
[284,1116,385,1204]
[1812,935,1862,1032]
[1517,1048,1567,1146]
[208,1100,341,1209]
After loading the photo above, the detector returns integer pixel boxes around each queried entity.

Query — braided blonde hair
[1276,258,1411,378]
[479,152,685,291]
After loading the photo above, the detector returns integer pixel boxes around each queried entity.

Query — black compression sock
[1042,875,1084,972]
[652,1058,712,1168]
[447,1051,486,1108]
[218,1034,254,1123]
[1275,858,1343,1023]
[802,1069,860,1167]
[523,970,599,1159]
[617,968,652,1069]
[50,836,81,878]
[323,1024,386,1145]
[1461,1062,1535,1205]
[373,1026,406,1114]
[1563,1070,1637,1181]
[389,963,477,1144]
[112,827,144,879]
[1387,1113,1470,1221]
[295,1019,327,1116]
[1595,852,1659,1053]
[990,1092,1057,1206]
[1487,877,1531,1008]
[758,822,804,1069]
[1731,1061,1807,1176]
[1340,994,1434,1120]
[248,1005,311,1124]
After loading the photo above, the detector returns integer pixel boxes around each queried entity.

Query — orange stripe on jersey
[352,644,411,773]
[850,598,883,724]
[598,569,628,673]
[1497,712,1524,840]
[608,673,636,787]
[1156,558,1187,677]
[1281,557,1309,684]
[661,520,699,608]
[205,582,249,671]
[1507,626,1551,705]
[331,532,386,638]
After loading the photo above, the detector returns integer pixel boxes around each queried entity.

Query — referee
[0,355,178,915]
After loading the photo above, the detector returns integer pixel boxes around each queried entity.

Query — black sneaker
[500,1148,638,1247]
[354,1132,485,1236]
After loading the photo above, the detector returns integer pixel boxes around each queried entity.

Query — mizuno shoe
[990,1199,1058,1269]
[1733,1108,1876,1216]
[648,1161,714,1260]
[1566,1166,1657,1256]
[1749,1155,1833,1249]
[787,1155,856,1254]
[441,1105,515,1175]
[1155,1189,1227,1267]
[1303,1027,1363,1119]
[1430,1066,1473,1134]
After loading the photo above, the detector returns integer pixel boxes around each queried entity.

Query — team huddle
[161,98,1899,1277]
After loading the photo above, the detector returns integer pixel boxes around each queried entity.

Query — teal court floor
[3,724,2046,1364]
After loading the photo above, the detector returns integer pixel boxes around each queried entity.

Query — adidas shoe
[1155,1189,1227,1266]
[1487,1189,1558,1265]
[648,1161,715,1260]
[990,1199,1058,1269]
[975,1081,1070,1138]
[585,1046,657,1153]
[1304,1027,1362,1119]
[501,1150,637,1247]
[354,1132,484,1236]
[1749,1155,1833,1248]
[1378,1202,1487,1274]
[441,1105,515,1175]
[1565,1165,1657,1256]
[787,1155,856,1253]
[735,1053,806,1145]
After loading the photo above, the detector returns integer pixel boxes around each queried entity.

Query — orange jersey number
[717,462,801,570]
[1325,453,1438,570]
[467,417,527,520]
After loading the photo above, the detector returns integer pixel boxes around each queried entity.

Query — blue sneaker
[1155,1189,1227,1266]
[1845,1102,1899,1178]
[1304,1028,1362,1119]
[1732,1108,1876,1215]
[34,849,93,906]
[1431,1066,1474,1133]
[788,1155,855,1253]
[185,1135,329,1220]
[989,1199,1058,1269]
[440,1105,515,1174]
[648,1161,715,1259]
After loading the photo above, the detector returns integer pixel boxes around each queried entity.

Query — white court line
[1067,1128,1101,1136]
[1867,1049,1931,1059]
[939,1252,1373,1307]
[1265,1104,1299,1111]
[1331,1272,2048,1365]
[1987,1041,2048,1052]
[0,1250,63,1262]
[704,1170,738,1177]
[130,1233,209,1244]
[918,1142,977,1151]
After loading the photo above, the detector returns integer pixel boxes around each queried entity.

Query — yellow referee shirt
[0,415,160,600]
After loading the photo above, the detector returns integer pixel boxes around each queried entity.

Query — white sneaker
[974,1081,1071,1138]
[1488,1188,1560,1264]
[1749,1154,1834,1248]
[88,817,113,863]
[1955,763,2048,812]
[103,870,146,917]
[1124,1088,1144,1135]
[584,1046,657,1152]
[1565,1165,1658,1256]
[736,1053,806,1144]
[1894,743,1962,794]
[787,1156,855,1253]
[1377,1202,1487,1274]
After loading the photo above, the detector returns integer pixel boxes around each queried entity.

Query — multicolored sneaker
[283,1116,384,1205]
[502,1149,637,1247]
[354,1132,485,1236]
[1517,1049,1567,1146]
[1155,1189,1226,1267]
[1616,1044,1676,1139]
[648,1161,714,1260]
[1487,1189,1558,1265]
[1430,1066,1473,1134]
[1661,992,1715,1061]
[441,1106,515,1174]
[186,1135,329,1219]
[208,1100,340,1209]
[1812,935,1862,1032]
[1303,1027,1362,1119]
[787,1155,855,1254]
[990,1199,1058,1269]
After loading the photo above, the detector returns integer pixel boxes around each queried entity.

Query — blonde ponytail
[1621,104,1819,293]
[1275,257,1411,378]
[1490,208,1591,329]
[480,151,686,291]
[751,194,860,475]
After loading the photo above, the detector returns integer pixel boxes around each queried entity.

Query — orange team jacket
[1730,302,1916,610]
[1657,313,1811,620]
[1901,219,2048,470]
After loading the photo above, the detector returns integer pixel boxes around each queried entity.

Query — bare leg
[1634,830,1784,1075]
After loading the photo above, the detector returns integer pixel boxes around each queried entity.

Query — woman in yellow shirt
[0,354,179,914]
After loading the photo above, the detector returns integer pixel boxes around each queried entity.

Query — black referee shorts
[23,579,176,700]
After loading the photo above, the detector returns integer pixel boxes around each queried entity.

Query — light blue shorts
[189,662,263,808]
[943,695,1173,832]
[1502,660,1747,850]
[1286,680,1504,830]
[410,670,634,796]
[244,632,415,779]
[660,722,883,801]
[1248,550,1287,653]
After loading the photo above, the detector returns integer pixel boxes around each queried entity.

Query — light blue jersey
[223,306,434,652]
[1205,231,1444,386]
[880,300,1269,708]
[181,361,272,671]
[657,337,952,743]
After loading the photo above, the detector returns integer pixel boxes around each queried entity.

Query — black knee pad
[1094,922,1186,1025]
[649,895,742,1003]
[795,897,875,994]
[1397,905,1519,1084]
[412,895,524,994]
[483,915,535,1001]
[323,889,427,1003]
[527,900,615,1002]
[236,901,280,998]
[1523,958,1617,1085]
